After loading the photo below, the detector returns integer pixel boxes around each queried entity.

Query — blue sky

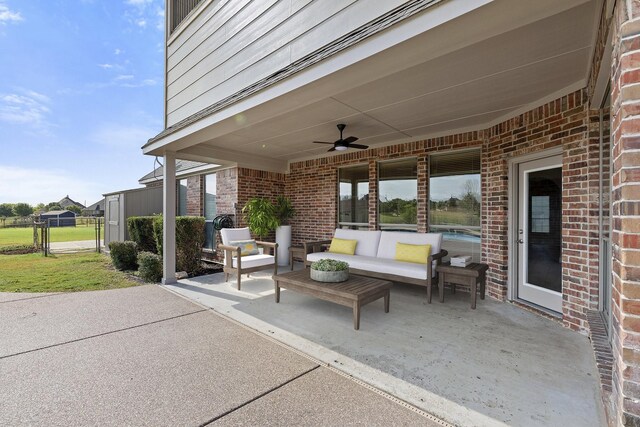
[0,0,165,206]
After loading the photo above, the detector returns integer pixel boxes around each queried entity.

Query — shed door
[107,195,120,244]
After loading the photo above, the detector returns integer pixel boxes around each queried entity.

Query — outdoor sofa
[303,229,448,302]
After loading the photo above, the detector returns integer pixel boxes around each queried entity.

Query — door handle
[517,239,524,244]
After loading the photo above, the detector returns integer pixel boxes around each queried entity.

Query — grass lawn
[0,252,139,293]
[0,226,103,248]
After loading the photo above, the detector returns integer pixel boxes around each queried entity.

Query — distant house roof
[138,160,218,184]
[58,195,85,209]
[84,200,103,211]
[42,210,75,216]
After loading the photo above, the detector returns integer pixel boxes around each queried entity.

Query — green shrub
[108,241,138,271]
[153,216,163,256]
[137,251,162,283]
[127,216,157,253]
[152,215,205,275]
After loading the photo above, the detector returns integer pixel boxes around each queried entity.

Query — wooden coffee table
[272,269,392,330]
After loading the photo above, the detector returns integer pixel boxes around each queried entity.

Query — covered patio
[163,268,605,427]
[143,0,640,423]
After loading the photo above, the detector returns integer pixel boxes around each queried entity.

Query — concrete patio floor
[165,267,606,427]
[0,285,441,426]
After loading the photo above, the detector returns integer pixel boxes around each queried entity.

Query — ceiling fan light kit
[312,123,368,152]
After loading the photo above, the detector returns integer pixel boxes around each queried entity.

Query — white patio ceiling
[145,0,599,172]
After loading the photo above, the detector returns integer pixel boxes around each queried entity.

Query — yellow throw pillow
[395,243,431,264]
[328,238,357,255]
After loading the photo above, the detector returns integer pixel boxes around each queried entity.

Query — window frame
[377,157,418,231]
[337,163,370,230]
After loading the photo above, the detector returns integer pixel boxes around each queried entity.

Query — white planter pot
[275,225,291,266]
[310,268,349,283]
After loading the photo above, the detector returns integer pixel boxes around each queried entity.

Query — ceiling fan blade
[349,143,369,150]
[327,147,336,152]
[342,136,358,144]
[313,141,333,144]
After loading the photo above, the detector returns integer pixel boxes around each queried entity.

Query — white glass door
[517,156,563,312]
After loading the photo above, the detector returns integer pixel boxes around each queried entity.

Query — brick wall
[610,0,640,424]
[286,138,480,245]
[215,168,238,218]
[287,89,601,332]
[236,167,286,233]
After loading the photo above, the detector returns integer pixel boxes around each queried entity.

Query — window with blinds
[379,158,418,231]
[429,149,481,260]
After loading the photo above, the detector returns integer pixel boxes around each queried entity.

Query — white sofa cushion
[232,254,275,269]
[376,231,442,260]
[306,252,431,280]
[334,229,381,257]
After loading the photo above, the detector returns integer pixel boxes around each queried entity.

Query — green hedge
[127,216,157,253]
[137,251,162,283]
[108,241,138,271]
[152,215,205,275]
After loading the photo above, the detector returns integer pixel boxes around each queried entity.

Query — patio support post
[611,1,640,424]
[162,151,177,285]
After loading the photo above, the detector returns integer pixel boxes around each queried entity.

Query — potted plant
[274,196,296,266]
[241,198,279,248]
[310,259,350,283]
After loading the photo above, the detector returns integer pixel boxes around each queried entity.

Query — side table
[288,246,306,271]
[435,262,488,309]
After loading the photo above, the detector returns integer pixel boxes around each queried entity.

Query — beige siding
[166,0,407,126]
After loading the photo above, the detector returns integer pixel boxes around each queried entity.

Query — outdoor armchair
[219,227,278,290]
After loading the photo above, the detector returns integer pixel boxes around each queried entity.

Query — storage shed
[103,187,163,248]
[41,210,76,227]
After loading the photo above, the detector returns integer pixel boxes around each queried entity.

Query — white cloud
[98,63,113,69]
[0,90,52,132]
[90,123,158,150]
[125,0,153,6]
[123,0,163,32]
[0,2,22,24]
[114,48,122,55]
[115,74,134,80]
[0,166,103,205]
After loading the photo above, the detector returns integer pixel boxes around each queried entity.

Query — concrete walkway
[0,286,444,426]
[49,239,100,253]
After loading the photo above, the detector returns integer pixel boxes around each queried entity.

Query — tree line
[0,202,83,218]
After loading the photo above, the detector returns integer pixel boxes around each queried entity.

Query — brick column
[417,154,429,233]
[611,2,640,424]
[368,159,378,230]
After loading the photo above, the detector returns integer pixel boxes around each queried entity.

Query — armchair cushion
[231,253,275,269]
[220,227,252,245]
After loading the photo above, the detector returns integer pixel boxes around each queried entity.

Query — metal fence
[34,217,103,256]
